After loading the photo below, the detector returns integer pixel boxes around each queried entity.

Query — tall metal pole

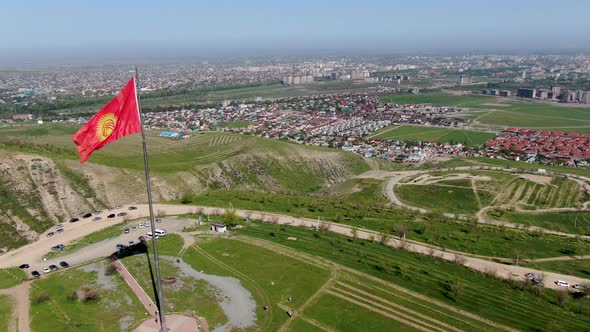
[134,66,167,332]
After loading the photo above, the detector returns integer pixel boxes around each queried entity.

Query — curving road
[385,166,590,239]
[1,203,589,292]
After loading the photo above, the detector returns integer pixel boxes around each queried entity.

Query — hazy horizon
[1,0,590,65]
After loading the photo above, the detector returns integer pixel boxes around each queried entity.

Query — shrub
[81,288,100,303]
[66,291,78,302]
[34,294,50,304]
[105,263,117,276]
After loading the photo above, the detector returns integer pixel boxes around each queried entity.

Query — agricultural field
[381,91,590,133]
[369,125,495,146]
[236,222,590,332]
[29,259,147,331]
[487,209,590,235]
[395,170,585,216]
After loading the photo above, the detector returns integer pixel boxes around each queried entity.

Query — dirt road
[2,203,589,292]
[0,282,30,332]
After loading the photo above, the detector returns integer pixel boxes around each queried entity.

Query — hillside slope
[0,126,370,251]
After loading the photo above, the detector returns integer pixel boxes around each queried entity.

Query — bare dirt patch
[410,173,491,185]
[518,174,553,185]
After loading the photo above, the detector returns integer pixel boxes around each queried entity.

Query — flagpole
[134,66,168,332]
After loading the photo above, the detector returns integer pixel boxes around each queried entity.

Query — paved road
[1,203,589,292]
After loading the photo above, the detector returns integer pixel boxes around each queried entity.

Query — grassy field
[182,236,332,331]
[185,189,590,259]
[237,222,590,332]
[221,120,253,128]
[29,260,147,331]
[395,184,484,215]
[0,268,26,290]
[487,209,590,235]
[122,234,228,327]
[0,124,370,194]
[395,170,584,216]
[381,91,590,133]
[524,259,590,280]
[0,295,11,332]
[370,125,495,146]
[304,294,420,332]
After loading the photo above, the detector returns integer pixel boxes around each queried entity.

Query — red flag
[72,77,141,162]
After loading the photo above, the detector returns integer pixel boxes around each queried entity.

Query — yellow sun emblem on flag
[96,113,118,142]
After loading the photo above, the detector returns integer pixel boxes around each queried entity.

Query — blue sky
[1,0,589,54]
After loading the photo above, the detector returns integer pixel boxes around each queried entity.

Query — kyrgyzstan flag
[72,77,142,162]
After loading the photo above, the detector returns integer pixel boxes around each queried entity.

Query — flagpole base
[133,314,205,332]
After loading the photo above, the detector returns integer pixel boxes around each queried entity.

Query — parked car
[92,217,102,222]
[59,261,70,268]
[94,210,103,215]
[31,271,40,278]
[524,272,535,278]
[107,214,116,219]
[115,205,123,209]
[56,228,64,234]
[54,223,64,229]
[155,218,162,223]
[51,244,65,251]
[69,218,79,223]
[19,264,30,269]
[41,267,51,273]
[47,231,55,237]
[82,213,92,219]
[124,228,130,234]
[49,264,59,271]
[572,284,585,290]
[555,280,569,287]
[129,240,135,245]
[132,226,137,231]
[138,223,144,229]
[108,207,115,211]
[116,243,126,250]
[117,212,127,217]
[144,222,150,227]
[128,206,137,210]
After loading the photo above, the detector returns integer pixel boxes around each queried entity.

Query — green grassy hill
[0,124,370,251]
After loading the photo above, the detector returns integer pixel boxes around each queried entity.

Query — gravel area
[163,256,257,332]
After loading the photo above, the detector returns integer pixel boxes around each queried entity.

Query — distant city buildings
[459,75,472,84]
[513,86,590,104]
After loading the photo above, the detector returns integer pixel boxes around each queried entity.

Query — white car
[41,267,51,273]
[572,284,585,290]
[138,223,144,229]
[144,222,150,227]
[555,280,569,287]
[54,223,64,229]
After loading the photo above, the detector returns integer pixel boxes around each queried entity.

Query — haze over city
[2,0,590,65]
[2,1,590,332]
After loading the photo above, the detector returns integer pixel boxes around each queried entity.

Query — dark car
[117,212,127,217]
[82,213,92,219]
[107,213,116,219]
[56,228,64,234]
[51,244,65,251]
[19,264,30,269]
[47,231,55,237]
[128,206,138,210]
[31,271,41,278]
[124,228,130,234]
[48,264,59,271]
[59,261,70,268]
[69,218,80,223]
[155,218,162,223]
